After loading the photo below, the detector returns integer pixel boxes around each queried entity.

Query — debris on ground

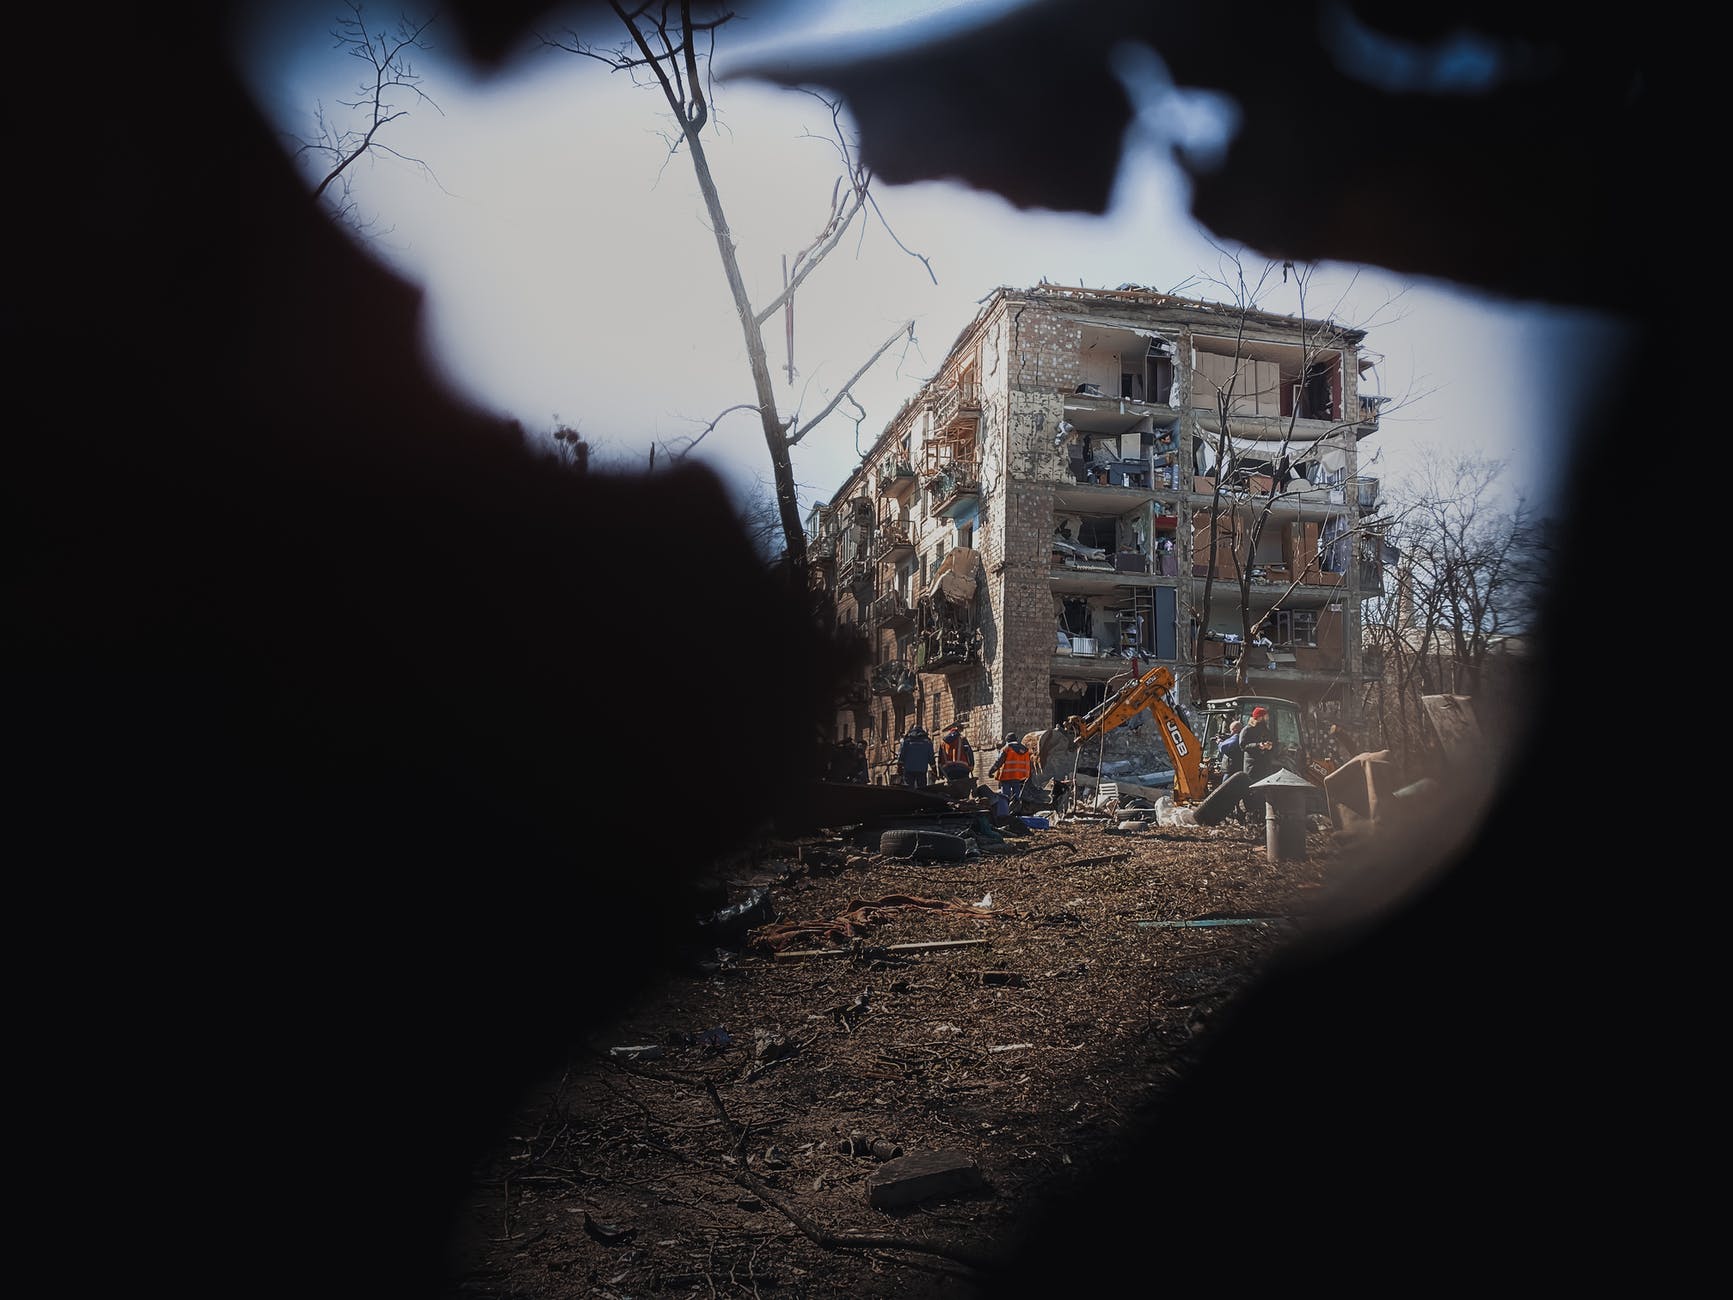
[451,817,1365,1299]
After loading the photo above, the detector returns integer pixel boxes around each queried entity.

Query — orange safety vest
[994,744,1032,781]
[939,734,971,766]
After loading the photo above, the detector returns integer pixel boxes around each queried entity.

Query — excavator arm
[1071,665,1207,804]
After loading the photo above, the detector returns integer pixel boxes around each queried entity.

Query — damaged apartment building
[806,281,1388,784]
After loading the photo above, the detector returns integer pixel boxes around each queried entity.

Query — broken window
[1282,355,1340,420]
[1266,608,1318,648]
[1060,597,1093,639]
[1147,338,1174,405]
[895,558,915,602]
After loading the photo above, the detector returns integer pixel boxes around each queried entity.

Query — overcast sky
[234,0,1630,523]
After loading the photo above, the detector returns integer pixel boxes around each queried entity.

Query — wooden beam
[773,938,991,961]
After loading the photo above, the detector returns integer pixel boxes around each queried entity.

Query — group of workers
[877,703,1317,825]
[1211,705,1277,823]
[892,721,1036,812]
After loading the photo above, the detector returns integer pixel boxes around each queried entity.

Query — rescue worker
[937,722,975,798]
[1213,718,1251,824]
[895,723,935,790]
[1215,718,1244,786]
[1240,705,1278,827]
[987,731,1034,811]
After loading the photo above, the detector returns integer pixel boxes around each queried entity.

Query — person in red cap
[1240,706,1278,830]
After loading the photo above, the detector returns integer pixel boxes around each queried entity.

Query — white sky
[233,0,1631,522]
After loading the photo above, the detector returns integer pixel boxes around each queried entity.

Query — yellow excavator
[1059,664,1334,813]
[1061,664,1209,804]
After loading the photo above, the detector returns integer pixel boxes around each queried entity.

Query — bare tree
[1184,249,1420,703]
[735,475,791,565]
[544,2,929,578]
[1359,449,1546,771]
[293,3,443,235]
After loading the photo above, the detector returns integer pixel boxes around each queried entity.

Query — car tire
[878,828,969,861]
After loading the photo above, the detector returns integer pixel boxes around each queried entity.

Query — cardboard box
[1193,476,1214,494]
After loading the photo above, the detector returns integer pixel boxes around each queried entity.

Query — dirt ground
[441,802,1400,1299]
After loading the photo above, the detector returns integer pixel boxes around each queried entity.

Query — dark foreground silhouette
[7,1,1680,1294]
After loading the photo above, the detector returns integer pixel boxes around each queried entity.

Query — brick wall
[1011,308,1083,395]
[996,481,1062,737]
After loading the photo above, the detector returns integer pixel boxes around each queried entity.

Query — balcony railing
[913,628,981,673]
[926,462,981,518]
[928,376,981,433]
[878,460,916,495]
[870,660,917,696]
[877,542,914,568]
[870,590,914,628]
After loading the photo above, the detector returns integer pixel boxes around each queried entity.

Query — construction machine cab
[1198,696,1331,813]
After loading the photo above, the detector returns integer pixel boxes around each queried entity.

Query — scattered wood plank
[1068,852,1133,868]
[774,938,991,962]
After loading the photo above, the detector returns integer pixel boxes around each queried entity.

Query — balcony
[1186,559,1342,601]
[1071,456,1155,491]
[926,462,981,519]
[870,660,917,696]
[913,628,981,673]
[834,623,870,654]
[1356,394,1389,431]
[836,679,870,710]
[874,520,914,563]
[877,459,917,498]
[928,376,981,435]
[870,590,914,628]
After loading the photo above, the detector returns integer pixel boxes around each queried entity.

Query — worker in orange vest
[937,722,975,798]
[987,731,1034,811]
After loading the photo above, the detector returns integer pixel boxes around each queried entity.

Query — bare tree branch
[294,3,443,233]
[547,1,930,575]
[789,321,915,446]
[659,402,763,461]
